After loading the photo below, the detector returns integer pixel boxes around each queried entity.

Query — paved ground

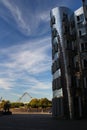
[0,113,87,130]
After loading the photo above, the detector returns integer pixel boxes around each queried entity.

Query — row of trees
[28,98,52,108]
[0,98,52,111]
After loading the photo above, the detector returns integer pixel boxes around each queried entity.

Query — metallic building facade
[50,0,87,119]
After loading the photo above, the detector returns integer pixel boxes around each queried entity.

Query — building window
[50,16,55,26]
[72,42,74,50]
[53,88,63,98]
[81,42,87,51]
[75,61,79,68]
[70,21,75,29]
[82,59,87,68]
[56,59,60,70]
[77,16,80,21]
[76,79,80,88]
[79,30,81,36]
[52,28,58,38]
[65,26,68,33]
[77,14,84,23]
[84,59,87,68]
[53,69,61,80]
[85,43,86,50]
[79,27,86,37]
[76,61,79,68]
[84,77,87,88]
[54,43,58,52]
[86,78,87,88]
[85,18,87,22]
[75,61,79,71]
[66,40,72,49]
[62,13,68,22]
[53,37,58,45]
[81,43,84,51]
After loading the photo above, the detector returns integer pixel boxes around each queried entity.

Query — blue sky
[0,0,82,102]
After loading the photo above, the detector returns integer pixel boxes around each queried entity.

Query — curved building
[50,0,87,119]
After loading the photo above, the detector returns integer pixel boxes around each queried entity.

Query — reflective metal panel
[53,88,63,98]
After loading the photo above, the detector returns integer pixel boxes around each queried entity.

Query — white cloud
[0,0,50,36]
[0,0,81,37]
[0,36,52,100]
[39,11,50,22]
[0,78,12,90]
[0,0,53,100]
[1,0,31,35]
[0,36,51,74]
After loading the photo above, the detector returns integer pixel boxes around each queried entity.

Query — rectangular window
[53,69,61,80]
[56,59,60,70]
[81,42,87,51]
[75,62,79,71]
[56,77,61,89]
[86,78,87,88]
[79,29,86,37]
[85,42,87,50]
[84,77,87,88]
[53,88,63,98]
[77,14,84,23]
[72,42,74,50]
[76,79,80,88]
[52,28,57,38]
[51,16,55,25]
[54,43,58,52]
[67,40,72,49]
[84,59,87,68]
[77,16,80,21]
[81,43,84,51]
[81,28,86,36]
[79,30,81,36]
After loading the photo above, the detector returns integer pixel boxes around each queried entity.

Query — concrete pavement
[0,113,87,130]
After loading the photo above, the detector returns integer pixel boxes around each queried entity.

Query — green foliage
[39,98,52,108]
[29,98,39,108]
[0,100,11,112]
[28,98,52,108]
[0,98,52,110]
[10,102,24,108]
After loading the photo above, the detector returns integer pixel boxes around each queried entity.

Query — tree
[29,98,39,108]
[1,100,11,112]
[39,98,51,108]
[10,102,24,108]
[27,98,52,112]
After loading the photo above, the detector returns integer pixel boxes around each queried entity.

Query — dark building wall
[74,4,87,117]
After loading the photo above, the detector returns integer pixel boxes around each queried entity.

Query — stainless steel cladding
[50,3,87,119]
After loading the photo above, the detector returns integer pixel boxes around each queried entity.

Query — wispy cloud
[0,36,51,73]
[0,0,81,101]
[0,0,31,35]
[0,36,52,100]
[0,0,82,38]
[0,78,12,90]
[0,0,50,36]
